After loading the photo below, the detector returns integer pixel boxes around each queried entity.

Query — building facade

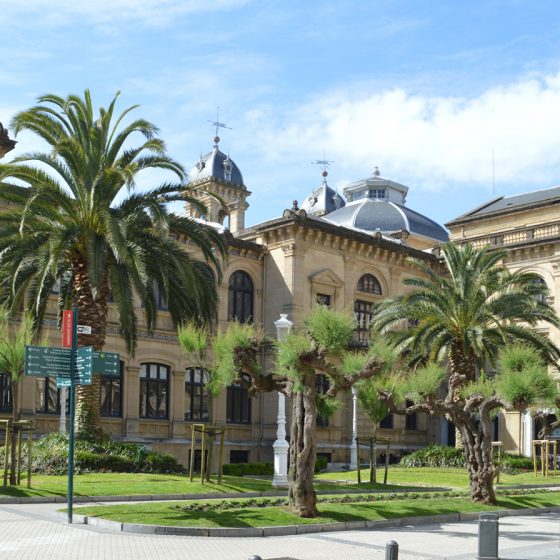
[446,187,560,456]
[1,137,451,467]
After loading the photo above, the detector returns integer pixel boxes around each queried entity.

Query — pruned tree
[179,306,396,517]
[372,242,560,504]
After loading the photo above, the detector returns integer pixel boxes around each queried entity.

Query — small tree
[179,306,396,517]
[0,306,36,484]
[373,243,560,504]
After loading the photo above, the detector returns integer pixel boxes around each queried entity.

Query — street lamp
[350,386,358,469]
[0,123,16,159]
[272,313,292,487]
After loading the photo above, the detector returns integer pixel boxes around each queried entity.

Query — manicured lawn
[316,467,556,489]
[0,472,409,499]
[74,491,560,528]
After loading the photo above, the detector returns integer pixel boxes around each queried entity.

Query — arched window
[530,275,548,304]
[226,374,251,424]
[228,271,254,323]
[140,363,169,419]
[357,273,382,295]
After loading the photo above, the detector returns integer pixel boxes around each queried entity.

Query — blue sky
[3,1,560,229]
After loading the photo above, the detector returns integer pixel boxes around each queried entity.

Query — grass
[73,491,560,528]
[316,467,558,489]
[1,466,555,499]
[0,471,411,499]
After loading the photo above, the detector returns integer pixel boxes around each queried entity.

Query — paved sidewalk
[0,501,558,560]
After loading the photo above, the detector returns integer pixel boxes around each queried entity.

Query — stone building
[446,186,560,456]
[0,136,450,468]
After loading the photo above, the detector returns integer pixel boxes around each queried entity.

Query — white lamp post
[350,386,358,469]
[272,313,292,487]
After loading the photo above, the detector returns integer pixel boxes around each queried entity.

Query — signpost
[24,307,119,524]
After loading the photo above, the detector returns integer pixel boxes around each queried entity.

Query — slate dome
[188,147,245,188]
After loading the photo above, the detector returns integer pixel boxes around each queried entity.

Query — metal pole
[67,305,78,524]
[27,425,32,489]
[385,540,398,560]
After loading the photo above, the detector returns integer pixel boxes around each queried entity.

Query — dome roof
[301,181,345,216]
[188,147,244,188]
[324,199,449,243]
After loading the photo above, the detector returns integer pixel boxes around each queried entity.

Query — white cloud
[246,70,560,194]
[0,0,250,28]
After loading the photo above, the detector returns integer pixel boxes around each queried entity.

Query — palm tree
[0,91,226,439]
[373,242,560,503]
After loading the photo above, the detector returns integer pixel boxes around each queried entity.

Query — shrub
[501,453,536,472]
[23,433,181,475]
[222,462,273,476]
[399,445,466,468]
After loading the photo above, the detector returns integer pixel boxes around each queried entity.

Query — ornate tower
[186,133,250,234]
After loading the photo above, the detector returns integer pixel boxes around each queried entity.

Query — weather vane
[312,150,334,183]
[208,107,232,147]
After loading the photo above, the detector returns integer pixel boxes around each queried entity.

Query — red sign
[62,310,73,348]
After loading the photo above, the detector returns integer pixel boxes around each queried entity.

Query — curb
[75,505,560,538]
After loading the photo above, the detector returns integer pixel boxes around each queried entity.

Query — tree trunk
[8,379,19,485]
[72,258,108,441]
[288,373,319,517]
[459,421,496,504]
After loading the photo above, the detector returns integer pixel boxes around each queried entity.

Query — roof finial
[373,166,380,177]
[207,106,232,148]
[312,149,334,185]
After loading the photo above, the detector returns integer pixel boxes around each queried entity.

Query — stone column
[125,366,140,438]
[171,369,186,438]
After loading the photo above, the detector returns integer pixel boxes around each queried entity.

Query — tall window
[405,399,417,430]
[380,413,393,429]
[36,377,64,414]
[0,372,12,413]
[228,271,254,323]
[100,361,124,417]
[226,375,251,424]
[354,300,373,344]
[185,367,210,422]
[357,274,382,295]
[316,374,330,427]
[140,363,169,419]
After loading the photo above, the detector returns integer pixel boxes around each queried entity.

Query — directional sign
[93,351,120,377]
[75,346,93,384]
[25,346,71,377]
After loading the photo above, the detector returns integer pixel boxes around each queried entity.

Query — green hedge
[222,456,328,477]
[15,433,182,475]
[400,446,465,468]
[400,445,538,472]
[222,462,274,476]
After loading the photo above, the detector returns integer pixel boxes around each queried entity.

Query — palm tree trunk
[72,258,108,441]
[288,373,319,517]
